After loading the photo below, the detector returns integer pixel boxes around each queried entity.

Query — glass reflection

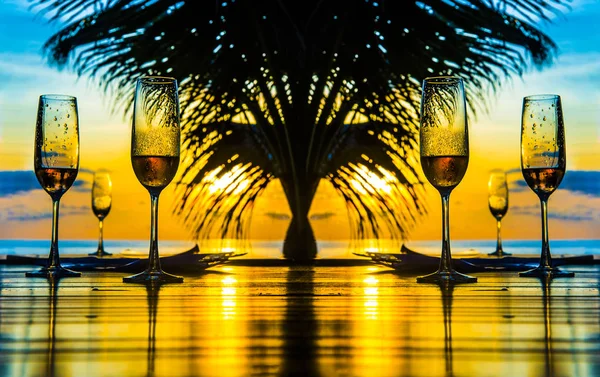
[46,277,59,377]
[540,276,554,377]
[146,283,160,377]
[439,282,454,377]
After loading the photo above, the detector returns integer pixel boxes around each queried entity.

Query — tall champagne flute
[520,95,573,278]
[123,77,183,283]
[27,95,81,278]
[417,77,476,284]
[488,170,511,256]
[89,171,112,257]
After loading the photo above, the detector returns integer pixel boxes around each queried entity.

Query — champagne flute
[27,95,81,278]
[124,76,183,283]
[89,171,112,257]
[520,94,573,278]
[417,77,476,284]
[488,170,511,256]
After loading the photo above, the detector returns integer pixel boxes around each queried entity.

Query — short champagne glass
[124,76,183,283]
[417,77,476,284]
[520,94,573,278]
[488,170,511,256]
[89,171,112,257]
[27,95,81,278]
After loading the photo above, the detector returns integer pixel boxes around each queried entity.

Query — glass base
[417,269,477,284]
[488,250,511,256]
[519,265,574,278]
[89,250,112,257]
[26,265,81,278]
[123,269,183,284]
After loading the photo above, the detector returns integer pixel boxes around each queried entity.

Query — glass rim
[423,76,463,84]
[40,94,76,101]
[138,76,177,84]
[524,94,559,101]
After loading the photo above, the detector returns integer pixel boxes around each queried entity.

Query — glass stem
[496,219,503,253]
[540,198,552,268]
[97,219,104,253]
[148,193,161,273]
[439,193,453,273]
[48,199,61,269]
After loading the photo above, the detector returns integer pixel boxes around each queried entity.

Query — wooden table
[0,263,598,377]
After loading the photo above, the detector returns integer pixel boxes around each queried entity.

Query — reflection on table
[0,265,599,377]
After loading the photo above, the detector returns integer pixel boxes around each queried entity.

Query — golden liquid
[522,167,564,198]
[35,167,78,198]
[92,197,111,219]
[489,197,508,219]
[421,156,468,191]
[132,156,179,191]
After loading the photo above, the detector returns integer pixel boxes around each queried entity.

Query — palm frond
[32,0,569,254]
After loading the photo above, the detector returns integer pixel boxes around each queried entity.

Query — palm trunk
[283,210,317,262]
[278,82,322,262]
[280,174,320,262]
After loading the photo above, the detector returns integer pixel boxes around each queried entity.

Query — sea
[0,239,599,259]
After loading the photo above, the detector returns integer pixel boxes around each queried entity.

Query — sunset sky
[0,0,598,244]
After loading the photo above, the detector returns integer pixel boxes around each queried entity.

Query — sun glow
[207,164,251,195]
[347,163,394,195]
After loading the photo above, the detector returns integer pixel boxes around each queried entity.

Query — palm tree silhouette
[34,0,566,261]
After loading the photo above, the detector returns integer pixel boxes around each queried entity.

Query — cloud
[0,170,91,197]
[511,203,598,222]
[310,212,336,221]
[508,170,600,197]
[264,212,290,221]
[3,203,89,222]
[532,53,600,80]
[0,53,64,80]
[262,212,338,221]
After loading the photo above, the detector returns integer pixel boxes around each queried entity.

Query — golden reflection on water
[363,276,379,321]
[221,276,237,320]
[0,266,599,377]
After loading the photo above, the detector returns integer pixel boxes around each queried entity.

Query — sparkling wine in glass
[520,95,573,278]
[123,76,183,284]
[417,77,476,284]
[89,171,112,257]
[27,95,81,278]
[488,170,511,256]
